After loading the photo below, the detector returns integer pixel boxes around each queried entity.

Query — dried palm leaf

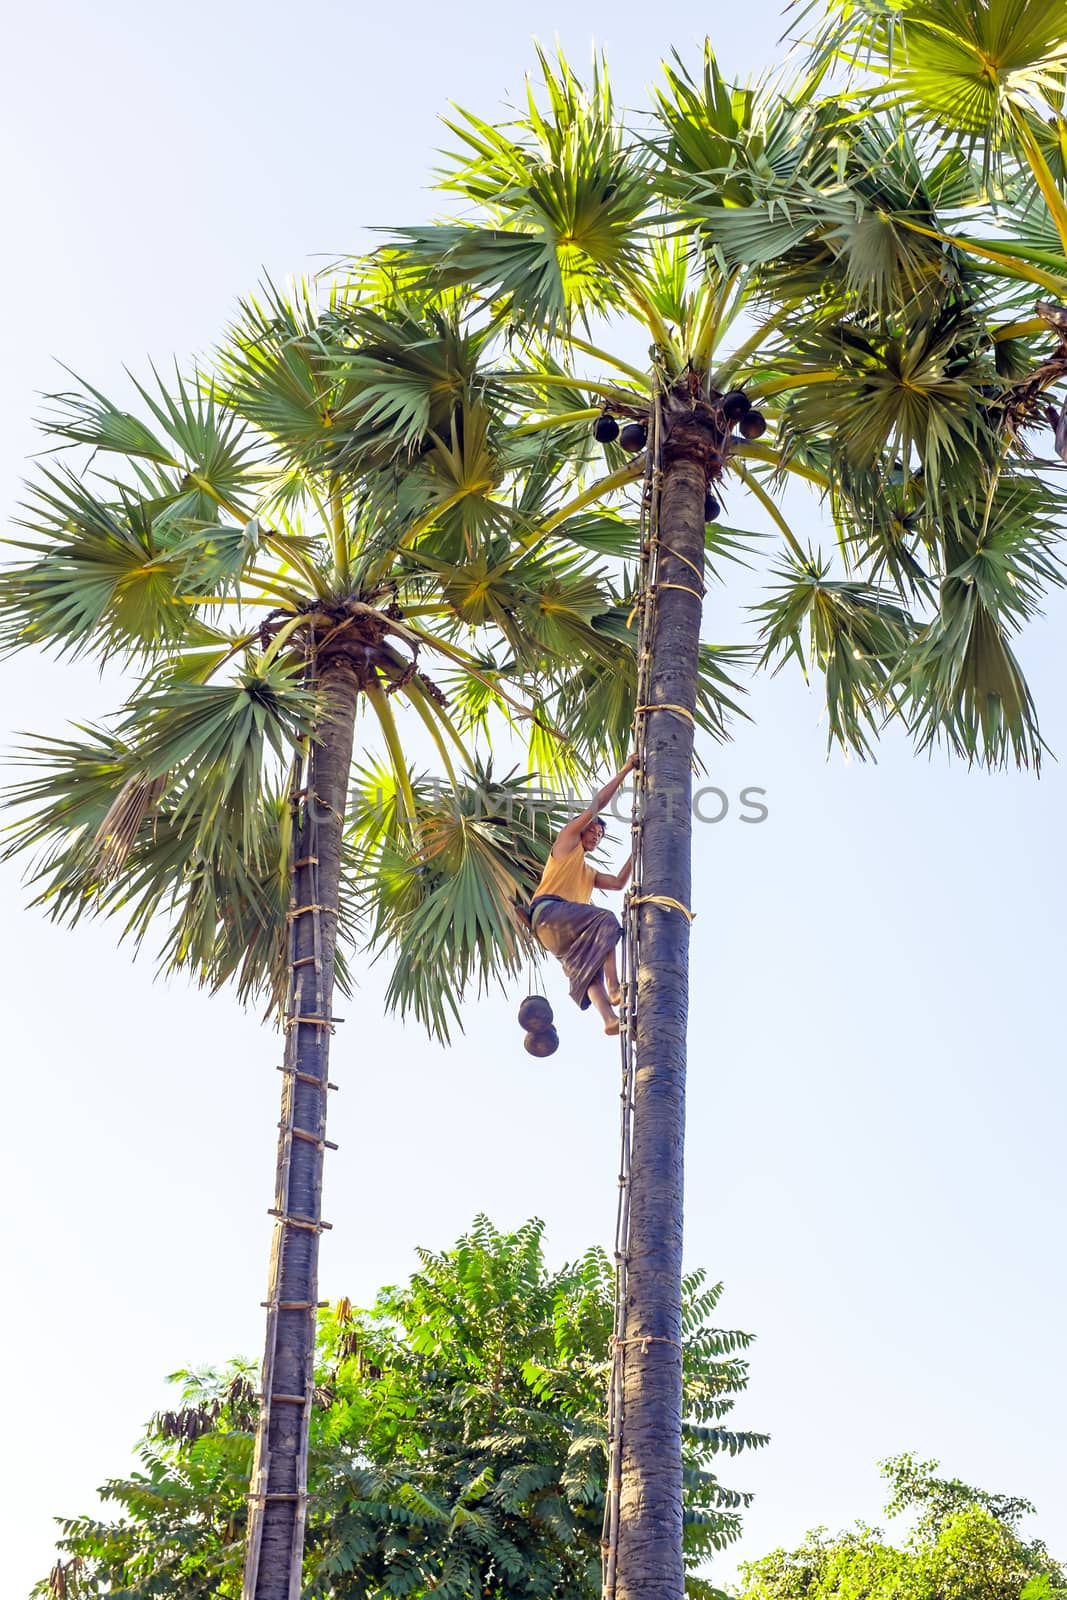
[90,771,168,880]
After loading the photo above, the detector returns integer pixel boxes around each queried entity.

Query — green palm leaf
[5,471,191,660]
[902,473,1064,767]
[755,554,917,756]
[355,763,559,1041]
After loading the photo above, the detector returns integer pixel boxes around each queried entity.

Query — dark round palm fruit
[524,1026,559,1057]
[517,994,554,1032]
[704,492,721,523]
[594,414,619,443]
[619,421,648,453]
[739,410,767,439]
[721,390,750,424]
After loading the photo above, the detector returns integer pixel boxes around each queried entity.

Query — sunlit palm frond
[804,0,1067,236]
[774,305,998,506]
[898,0,1067,144]
[41,363,262,520]
[544,511,639,561]
[329,301,499,465]
[654,43,754,180]
[393,50,653,333]
[219,276,357,472]
[391,225,572,337]
[4,471,193,661]
[690,141,974,321]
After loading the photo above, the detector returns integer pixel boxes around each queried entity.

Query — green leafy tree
[39,1218,765,1599]
[739,1453,1066,1600]
[376,22,1067,1594]
[0,280,686,1599]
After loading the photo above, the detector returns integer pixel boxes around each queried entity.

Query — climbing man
[529,754,638,1036]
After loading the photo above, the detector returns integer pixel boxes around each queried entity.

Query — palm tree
[0,276,736,1598]
[379,34,1067,1596]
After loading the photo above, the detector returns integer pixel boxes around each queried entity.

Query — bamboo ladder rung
[266,1393,308,1405]
[278,1122,338,1151]
[261,1300,328,1310]
[267,1209,333,1232]
[277,1066,338,1089]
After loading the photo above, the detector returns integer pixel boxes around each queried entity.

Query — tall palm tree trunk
[617,413,710,1600]
[243,655,360,1600]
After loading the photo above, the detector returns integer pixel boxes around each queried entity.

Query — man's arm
[594,855,633,892]
[551,754,638,859]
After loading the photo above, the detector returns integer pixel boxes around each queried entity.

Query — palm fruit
[619,421,648,452]
[721,390,749,424]
[594,414,619,443]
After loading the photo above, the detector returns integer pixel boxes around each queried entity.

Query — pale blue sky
[2,2,1065,1595]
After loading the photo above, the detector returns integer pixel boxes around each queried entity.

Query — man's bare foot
[604,1018,620,1036]
[607,987,622,1007]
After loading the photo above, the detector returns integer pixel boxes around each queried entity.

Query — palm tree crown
[1,275,705,1034]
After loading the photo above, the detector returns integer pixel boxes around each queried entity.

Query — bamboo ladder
[601,391,700,1599]
[243,655,341,1600]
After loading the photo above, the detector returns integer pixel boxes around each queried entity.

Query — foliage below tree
[40,1218,765,1599]
[739,1453,1065,1600]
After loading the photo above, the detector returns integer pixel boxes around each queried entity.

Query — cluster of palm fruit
[518,993,559,1056]
[593,413,649,453]
[718,387,766,439]
[706,390,765,522]
[593,388,765,527]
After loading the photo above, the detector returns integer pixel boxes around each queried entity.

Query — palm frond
[363,763,561,1042]
[755,553,918,756]
[4,471,192,660]
[902,473,1064,768]
[42,364,261,517]
[393,49,653,331]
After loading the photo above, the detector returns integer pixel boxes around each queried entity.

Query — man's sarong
[531,895,622,1010]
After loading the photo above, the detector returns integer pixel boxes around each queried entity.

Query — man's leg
[604,948,621,1005]
[587,976,620,1034]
